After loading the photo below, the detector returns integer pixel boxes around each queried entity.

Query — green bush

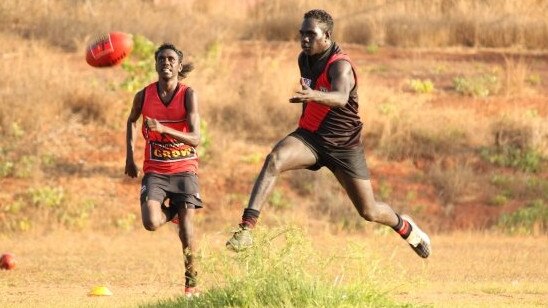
[490,194,509,206]
[0,200,31,232]
[14,155,38,178]
[59,199,96,230]
[497,199,547,235]
[29,186,64,209]
[199,120,212,163]
[120,35,157,92]
[0,160,14,178]
[488,173,547,202]
[268,189,292,211]
[115,212,137,231]
[481,147,544,173]
[366,43,380,54]
[453,74,500,97]
[526,73,541,86]
[409,78,435,94]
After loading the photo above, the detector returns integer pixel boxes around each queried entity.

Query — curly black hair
[304,9,334,33]
[155,43,194,79]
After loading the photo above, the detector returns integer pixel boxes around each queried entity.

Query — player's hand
[289,78,314,103]
[124,160,140,178]
[145,117,165,133]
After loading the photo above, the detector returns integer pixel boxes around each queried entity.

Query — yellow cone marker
[89,285,113,296]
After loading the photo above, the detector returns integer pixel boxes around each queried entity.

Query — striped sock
[185,270,197,288]
[241,208,260,229]
[392,213,412,239]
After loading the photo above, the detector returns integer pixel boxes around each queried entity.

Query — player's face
[156,49,181,80]
[299,18,330,56]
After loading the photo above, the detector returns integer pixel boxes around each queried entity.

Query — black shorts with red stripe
[140,172,203,209]
[289,128,370,180]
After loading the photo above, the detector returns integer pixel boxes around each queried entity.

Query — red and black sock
[392,213,412,239]
[185,270,197,288]
[241,208,260,229]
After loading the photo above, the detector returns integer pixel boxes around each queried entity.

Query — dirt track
[1,229,546,307]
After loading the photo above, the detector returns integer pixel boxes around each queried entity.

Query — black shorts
[140,172,203,209]
[289,128,370,180]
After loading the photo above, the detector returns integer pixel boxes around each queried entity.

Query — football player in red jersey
[125,43,201,296]
[226,10,431,259]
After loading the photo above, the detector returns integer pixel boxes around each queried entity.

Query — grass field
[1,228,546,307]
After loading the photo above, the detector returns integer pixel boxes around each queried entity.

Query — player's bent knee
[358,211,373,222]
[264,152,284,175]
[142,218,162,231]
[357,208,381,223]
[143,223,158,231]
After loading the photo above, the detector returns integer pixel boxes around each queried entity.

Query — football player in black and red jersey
[226,9,431,259]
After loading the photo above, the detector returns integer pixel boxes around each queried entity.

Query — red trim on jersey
[141,82,198,174]
[298,53,352,132]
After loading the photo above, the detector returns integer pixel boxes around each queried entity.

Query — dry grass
[362,95,476,161]
[0,229,546,307]
[192,42,300,144]
[427,160,476,214]
[0,0,546,235]
[0,0,246,53]
[502,56,533,97]
[289,169,367,231]
[245,0,548,49]
[1,0,546,52]
[0,0,545,137]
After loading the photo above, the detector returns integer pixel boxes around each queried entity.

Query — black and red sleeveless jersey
[141,82,198,174]
[297,44,362,149]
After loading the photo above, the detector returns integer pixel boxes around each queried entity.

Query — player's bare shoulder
[329,59,353,77]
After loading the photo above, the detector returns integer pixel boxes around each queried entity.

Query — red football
[86,31,133,67]
[0,253,16,270]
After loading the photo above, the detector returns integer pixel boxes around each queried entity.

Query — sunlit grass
[146,226,412,308]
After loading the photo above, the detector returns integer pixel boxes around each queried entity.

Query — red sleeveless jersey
[298,53,362,148]
[141,82,198,174]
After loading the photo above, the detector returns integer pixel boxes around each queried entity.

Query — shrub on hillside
[497,199,547,235]
[380,127,469,161]
[426,160,475,212]
[0,186,98,233]
[489,174,548,203]
[482,119,546,173]
[409,79,435,94]
[453,74,500,97]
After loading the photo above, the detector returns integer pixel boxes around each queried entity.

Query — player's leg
[332,170,398,226]
[333,170,431,258]
[226,135,317,252]
[247,135,317,211]
[140,174,172,231]
[177,205,199,296]
[168,173,202,295]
